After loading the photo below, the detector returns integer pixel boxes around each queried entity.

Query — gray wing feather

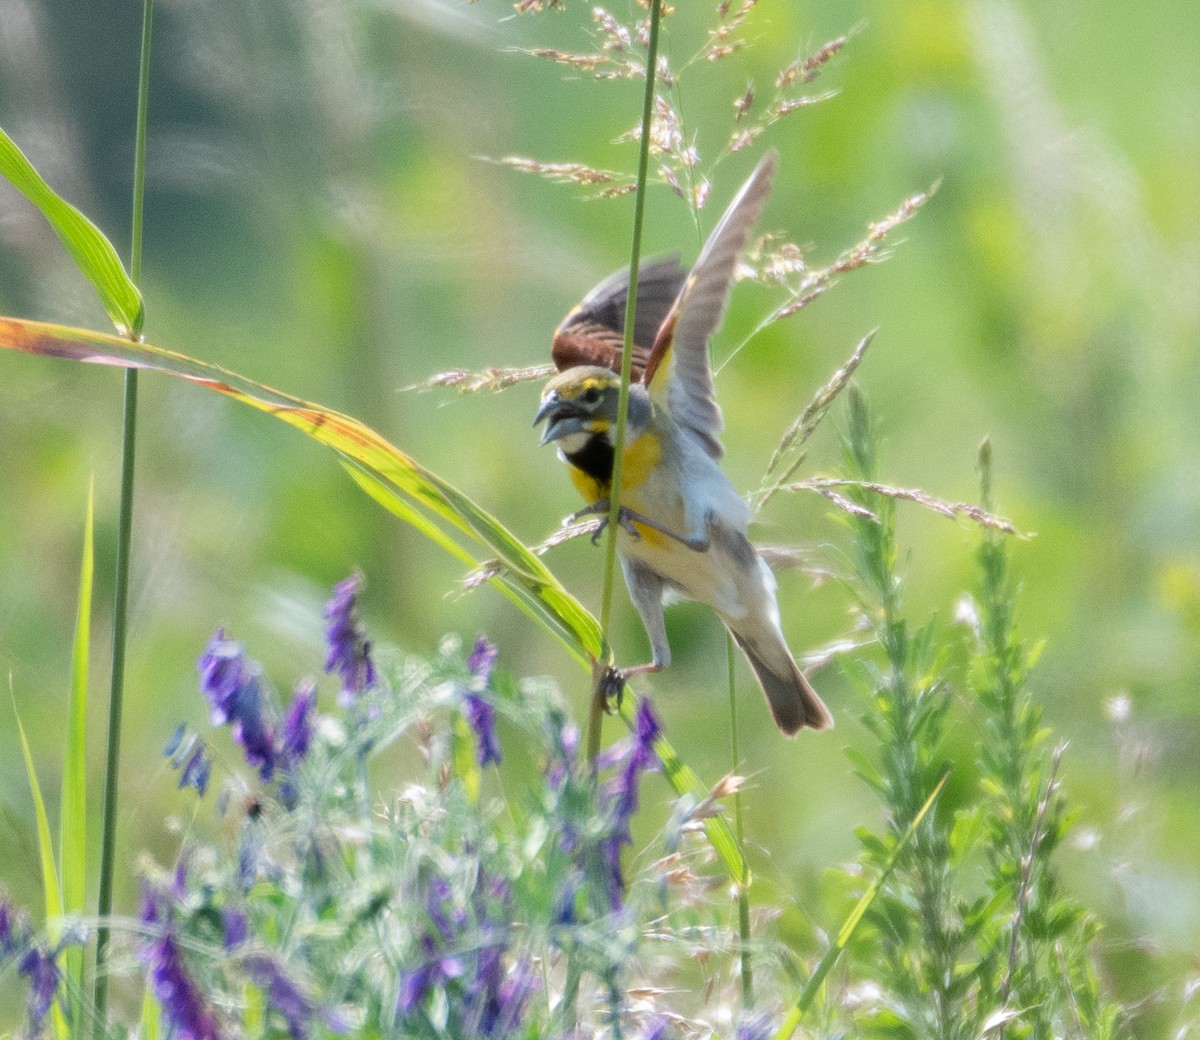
[658,151,777,459]
[560,255,686,351]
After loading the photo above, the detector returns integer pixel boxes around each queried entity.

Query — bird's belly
[618,522,755,622]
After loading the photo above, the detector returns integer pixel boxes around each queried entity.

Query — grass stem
[94,0,153,1031]
[587,0,663,762]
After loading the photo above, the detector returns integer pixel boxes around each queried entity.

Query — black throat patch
[565,434,614,490]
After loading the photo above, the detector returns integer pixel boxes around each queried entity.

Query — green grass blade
[0,129,144,336]
[0,316,609,669]
[138,986,162,1040]
[14,700,64,924]
[616,696,748,883]
[344,464,593,667]
[772,771,949,1040]
[59,482,94,1029]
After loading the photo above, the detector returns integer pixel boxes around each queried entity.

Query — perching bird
[533,152,833,735]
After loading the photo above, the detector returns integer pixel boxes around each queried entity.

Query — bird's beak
[533,392,587,446]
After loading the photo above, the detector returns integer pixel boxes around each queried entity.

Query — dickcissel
[533,152,833,735]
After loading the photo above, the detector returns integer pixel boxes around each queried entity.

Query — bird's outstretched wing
[643,151,778,459]
[551,255,686,381]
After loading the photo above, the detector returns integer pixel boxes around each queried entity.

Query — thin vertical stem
[586,0,663,762]
[728,632,753,1003]
[94,0,153,1032]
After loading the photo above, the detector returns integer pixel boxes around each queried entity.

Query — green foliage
[806,390,1128,1039]
[0,128,143,336]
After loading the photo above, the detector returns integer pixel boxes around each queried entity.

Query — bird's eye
[581,386,601,404]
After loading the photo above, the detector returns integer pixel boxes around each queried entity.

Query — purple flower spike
[464,693,502,767]
[397,934,463,1016]
[246,956,318,1040]
[198,630,248,726]
[467,635,498,686]
[146,931,222,1040]
[140,878,222,1040]
[323,573,376,703]
[281,682,316,765]
[223,908,247,950]
[637,1017,671,1040]
[19,946,59,1030]
[633,696,662,762]
[198,630,278,780]
[178,744,212,797]
[735,1011,775,1040]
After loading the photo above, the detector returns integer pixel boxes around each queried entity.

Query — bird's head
[533,366,623,453]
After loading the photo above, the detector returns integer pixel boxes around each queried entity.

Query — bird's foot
[566,500,706,550]
[598,665,627,713]
[598,660,663,713]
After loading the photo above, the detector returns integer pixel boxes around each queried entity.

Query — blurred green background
[1,0,1198,1028]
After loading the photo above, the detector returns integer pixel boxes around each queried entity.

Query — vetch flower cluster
[139,873,222,1040]
[463,635,502,767]
[197,629,315,796]
[597,697,663,909]
[0,896,67,1037]
[323,571,377,704]
[397,867,537,1035]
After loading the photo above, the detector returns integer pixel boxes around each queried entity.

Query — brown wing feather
[552,323,652,381]
[552,255,686,375]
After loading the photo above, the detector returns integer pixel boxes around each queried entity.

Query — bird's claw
[599,666,627,712]
[586,507,644,545]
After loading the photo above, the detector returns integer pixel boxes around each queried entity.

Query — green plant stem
[587,0,663,762]
[727,632,753,1004]
[94,0,153,1032]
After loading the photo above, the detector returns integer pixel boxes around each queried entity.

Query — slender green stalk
[587,0,663,762]
[727,632,753,1003]
[94,0,153,1031]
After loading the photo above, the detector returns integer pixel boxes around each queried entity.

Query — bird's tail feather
[729,629,833,735]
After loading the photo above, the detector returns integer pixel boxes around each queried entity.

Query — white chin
[556,431,591,456]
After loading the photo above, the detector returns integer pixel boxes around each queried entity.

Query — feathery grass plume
[754,330,876,510]
[741,183,938,323]
[493,156,636,197]
[508,3,847,210]
[727,34,848,154]
[402,362,555,394]
[461,519,602,592]
[792,476,1024,535]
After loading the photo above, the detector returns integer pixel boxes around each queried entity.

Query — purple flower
[198,631,278,780]
[19,946,59,1030]
[633,696,661,761]
[0,898,22,954]
[139,876,222,1040]
[467,636,498,686]
[596,697,664,910]
[179,745,212,796]
[323,573,376,703]
[466,946,536,1037]
[198,630,247,725]
[145,931,222,1040]
[464,694,502,767]
[735,1011,775,1040]
[281,682,315,765]
[223,908,247,950]
[246,956,321,1040]
[397,934,463,1015]
[637,1017,671,1040]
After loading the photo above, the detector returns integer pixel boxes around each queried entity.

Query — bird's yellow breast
[620,430,662,493]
